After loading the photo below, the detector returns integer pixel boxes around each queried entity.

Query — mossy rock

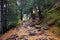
[47,18,56,25]
[42,24,49,30]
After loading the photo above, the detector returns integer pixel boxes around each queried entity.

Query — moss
[0,34,3,37]
[53,27,60,35]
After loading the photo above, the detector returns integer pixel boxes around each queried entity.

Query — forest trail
[0,25,60,40]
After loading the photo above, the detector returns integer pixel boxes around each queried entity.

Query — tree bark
[1,0,7,34]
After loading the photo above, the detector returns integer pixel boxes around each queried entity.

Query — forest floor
[0,23,60,40]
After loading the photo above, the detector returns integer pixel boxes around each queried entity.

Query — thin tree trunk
[20,9,23,20]
[37,6,42,20]
[30,8,35,20]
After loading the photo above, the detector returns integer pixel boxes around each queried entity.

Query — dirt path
[0,25,60,40]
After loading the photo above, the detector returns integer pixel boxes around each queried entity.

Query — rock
[47,18,56,25]
[29,30,36,36]
[20,35,28,40]
[35,25,41,29]
[42,24,49,30]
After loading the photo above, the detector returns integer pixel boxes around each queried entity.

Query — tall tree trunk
[1,0,7,34]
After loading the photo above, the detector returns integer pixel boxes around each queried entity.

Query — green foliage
[43,3,60,22]
[25,0,34,9]
[7,0,19,30]
[55,19,60,26]
[42,3,60,35]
